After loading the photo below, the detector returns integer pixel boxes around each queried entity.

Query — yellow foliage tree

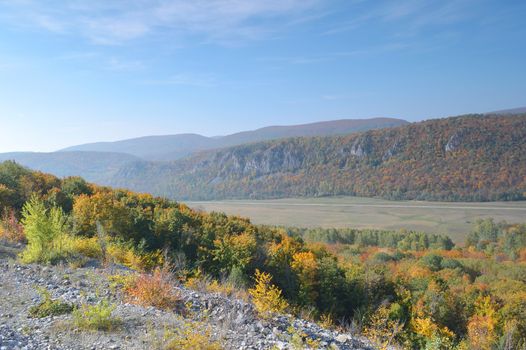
[212,231,256,273]
[363,304,403,350]
[411,301,455,347]
[73,192,131,237]
[249,269,289,318]
[267,231,302,266]
[467,296,498,350]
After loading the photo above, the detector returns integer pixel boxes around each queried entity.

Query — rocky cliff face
[107,114,526,201]
[209,143,306,177]
[445,130,465,152]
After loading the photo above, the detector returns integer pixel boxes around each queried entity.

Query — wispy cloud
[106,57,145,71]
[0,0,323,45]
[57,51,100,61]
[323,0,478,36]
[143,73,217,87]
[321,94,349,101]
[56,51,145,72]
[259,43,410,65]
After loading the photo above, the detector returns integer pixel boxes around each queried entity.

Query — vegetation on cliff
[111,114,526,202]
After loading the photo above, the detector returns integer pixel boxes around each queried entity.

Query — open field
[186,197,526,243]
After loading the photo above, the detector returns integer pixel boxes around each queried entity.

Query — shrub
[372,252,395,263]
[363,304,404,350]
[165,325,223,350]
[419,254,444,272]
[440,258,463,270]
[107,242,143,269]
[287,325,321,350]
[0,208,25,243]
[124,266,180,310]
[184,269,248,301]
[226,265,248,289]
[72,299,121,331]
[318,313,334,329]
[70,236,103,259]
[107,273,135,291]
[249,269,289,318]
[29,287,73,318]
[20,196,71,264]
[107,241,164,271]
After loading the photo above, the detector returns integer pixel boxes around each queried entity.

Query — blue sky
[0,0,525,152]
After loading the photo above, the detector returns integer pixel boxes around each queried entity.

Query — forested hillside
[112,114,526,201]
[3,114,525,202]
[61,118,407,161]
[1,161,526,349]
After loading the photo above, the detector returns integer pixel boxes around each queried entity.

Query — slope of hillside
[60,133,217,161]
[0,151,143,184]
[110,114,526,201]
[0,252,373,350]
[218,117,408,148]
[61,118,408,161]
[489,106,526,115]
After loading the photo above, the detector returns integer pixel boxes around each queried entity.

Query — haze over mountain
[0,117,407,187]
[2,113,526,203]
[60,118,408,161]
[490,106,526,115]
[0,151,141,184]
[107,113,526,202]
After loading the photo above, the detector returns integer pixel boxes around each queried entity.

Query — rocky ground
[0,242,375,350]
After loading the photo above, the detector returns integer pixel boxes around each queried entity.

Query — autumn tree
[291,251,319,307]
[467,296,499,350]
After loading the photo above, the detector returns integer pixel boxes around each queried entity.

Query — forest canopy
[1,161,526,349]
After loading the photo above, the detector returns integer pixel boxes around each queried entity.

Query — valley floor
[187,196,526,243]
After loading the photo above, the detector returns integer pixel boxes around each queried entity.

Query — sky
[0,0,525,152]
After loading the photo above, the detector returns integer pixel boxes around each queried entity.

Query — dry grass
[185,274,249,302]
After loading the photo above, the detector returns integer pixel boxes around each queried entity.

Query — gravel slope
[0,243,375,350]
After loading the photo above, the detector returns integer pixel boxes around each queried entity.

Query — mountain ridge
[108,113,526,201]
[2,113,526,202]
[60,117,408,161]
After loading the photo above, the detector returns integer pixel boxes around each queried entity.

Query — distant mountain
[107,114,526,202]
[0,151,142,184]
[489,106,526,115]
[60,118,408,161]
[60,134,215,161]
[4,114,525,202]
